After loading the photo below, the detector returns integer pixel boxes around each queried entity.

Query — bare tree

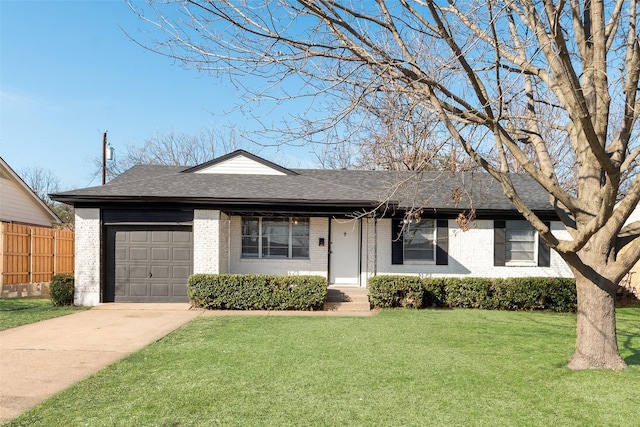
[19,166,61,204]
[313,89,474,171]
[134,0,640,370]
[93,127,243,182]
[352,91,463,171]
[19,166,74,225]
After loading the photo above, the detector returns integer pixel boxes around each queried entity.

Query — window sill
[505,261,537,267]
[402,260,436,265]
[240,257,311,261]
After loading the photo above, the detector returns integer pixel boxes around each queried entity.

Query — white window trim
[505,221,538,266]
[403,219,436,263]
[241,217,310,260]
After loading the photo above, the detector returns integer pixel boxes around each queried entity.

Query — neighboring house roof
[0,157,61,226]
[50,150,555,217]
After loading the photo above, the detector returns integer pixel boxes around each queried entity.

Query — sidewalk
[0,305,202,423]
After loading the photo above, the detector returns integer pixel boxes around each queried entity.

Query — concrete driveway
[0,304,202,423]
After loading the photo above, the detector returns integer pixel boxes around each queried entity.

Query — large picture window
[403,219,436,261]
[241,217,309,259]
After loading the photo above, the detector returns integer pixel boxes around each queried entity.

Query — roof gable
[183,150,297,176]
[0,157,61,226]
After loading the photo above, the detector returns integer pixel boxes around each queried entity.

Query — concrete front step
[324,287,371,312]
[323,301,372,312]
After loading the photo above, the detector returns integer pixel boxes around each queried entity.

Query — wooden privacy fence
[0,222,74,285]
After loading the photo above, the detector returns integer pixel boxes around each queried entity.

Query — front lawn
[0,298,86,331]
[7,308,640,426]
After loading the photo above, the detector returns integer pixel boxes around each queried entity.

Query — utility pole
[102,131,108,185]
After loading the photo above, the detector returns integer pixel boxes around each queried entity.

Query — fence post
[53,230,57,277]
[29,227,33,284]
[0,222,3,287]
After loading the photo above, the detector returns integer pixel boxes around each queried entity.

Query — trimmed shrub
[188,274,327,311]
[445,277,496,309]
[423,278,447,307]
[541,277,578,312]
[367,275,577,312]
[368,275,424,308]
[50,273,74,306]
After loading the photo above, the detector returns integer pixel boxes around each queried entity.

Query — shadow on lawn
[621,332,640,366]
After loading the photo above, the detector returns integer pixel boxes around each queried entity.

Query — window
[403,219,436,261]
[494,220,550,267]
[392,218,448,265]
[505,220,535,262]
[241,217,309,259]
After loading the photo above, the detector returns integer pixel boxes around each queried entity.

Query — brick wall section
[194,209,223,274]
[366,218,573,279]
[229,216,329,277]
[74,208,101,306]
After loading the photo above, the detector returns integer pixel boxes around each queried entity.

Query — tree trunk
[568,273,627,370]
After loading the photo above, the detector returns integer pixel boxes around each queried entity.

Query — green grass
[7,308,640,426]
[0,298,86,331]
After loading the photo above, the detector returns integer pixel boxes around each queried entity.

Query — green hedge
[50,273,75,306]
[188,274,328,311]
[368,276,576,312]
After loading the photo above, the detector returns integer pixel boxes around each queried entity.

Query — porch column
[193,210,226,274]
[74,208,101,306]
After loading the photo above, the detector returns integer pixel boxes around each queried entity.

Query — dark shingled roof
[51,160,554,215]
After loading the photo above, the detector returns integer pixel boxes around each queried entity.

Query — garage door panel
[115,265,127,280]
[130,247,149,261]
[151,284,170,297]
[151,265,170,279]
[106,226,193,303]
[129,231,149,242]
[129,265,149,279]
[172,232,192,244]
[152,247,170,261]
[115,282,127,297]
[172,247,191,261]
[130,282,149,297]
[152,231,171,243]
[115,247,126,261]
[172,266,191,280]
[172,284,188,296]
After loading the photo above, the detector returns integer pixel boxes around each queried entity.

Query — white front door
[329,219,360,285]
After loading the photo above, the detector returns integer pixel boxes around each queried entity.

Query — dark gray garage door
[105,226,193,303]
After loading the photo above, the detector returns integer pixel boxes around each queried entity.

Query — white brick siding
[74,207,577,306]
[193,210,224,274]
[365,218,573,280]
[74,208,101,306]
[229,216,328,277]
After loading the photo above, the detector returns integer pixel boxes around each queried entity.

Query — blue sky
[1,0,315,191]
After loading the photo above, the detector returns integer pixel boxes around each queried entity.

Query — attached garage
[103,210,194,303]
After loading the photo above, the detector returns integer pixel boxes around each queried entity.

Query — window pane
[241,237,259,257]
[291,218,309,259]
[506,221,535,262]
[404,219,435,261]
[262,218,289,258]
[241,218,259,258]
[292,245,309,258]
